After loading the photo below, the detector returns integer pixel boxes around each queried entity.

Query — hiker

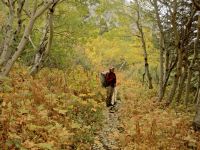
[105,67,116,107]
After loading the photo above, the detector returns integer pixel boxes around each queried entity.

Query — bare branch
[23,9,31,18]
[32,0,38,16]
[192,0,200,10]
[34,0,60,19]
[28,36,37,50]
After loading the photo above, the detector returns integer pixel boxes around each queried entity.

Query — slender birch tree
[0,0,60,76]
[135,0,153,89]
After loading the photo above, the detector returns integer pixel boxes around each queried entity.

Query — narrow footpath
[92,99,123,150]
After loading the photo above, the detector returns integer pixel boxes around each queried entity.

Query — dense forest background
[0,0,200,149]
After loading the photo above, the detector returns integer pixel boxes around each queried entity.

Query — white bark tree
[135,0,153,89]
[30,3,56,76]
[152,0,165,100]
[0,0,60,76]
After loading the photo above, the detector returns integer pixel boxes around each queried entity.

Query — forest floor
[1,67,200,149]
[93,78,200,150]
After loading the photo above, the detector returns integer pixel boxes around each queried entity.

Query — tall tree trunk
[0,0,25,66]
[135,0,153,89]
[193,89,200,131]
[166,0,183,105]
[0,17,36,76]
[30,4,55,76]
[30,23,48,76]
[175,62,188,103]
[0,1,15,66]
[164,49,170,87]
[163,57,177,97]
[184,16,200,106]
[167,3,197,106]
[194,72,200,104]
[152,0,165,100]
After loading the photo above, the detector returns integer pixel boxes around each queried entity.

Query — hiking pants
[106,86,114,106]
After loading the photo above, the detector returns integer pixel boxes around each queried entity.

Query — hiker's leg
[109,87,114,106]
[106,86,113,106]
[106,86,110,106]
[111,87,116,105]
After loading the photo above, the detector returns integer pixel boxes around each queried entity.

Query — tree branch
[34,0,60,19]
[23,9,31,18]
[28,36,37,50]
[192,0,200,10]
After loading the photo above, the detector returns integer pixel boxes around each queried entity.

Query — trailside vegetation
[0,0,200,149]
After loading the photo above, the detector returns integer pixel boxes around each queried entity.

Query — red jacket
[106,71,116,87]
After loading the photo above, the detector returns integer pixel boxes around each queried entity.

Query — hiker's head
[109,67,115,72]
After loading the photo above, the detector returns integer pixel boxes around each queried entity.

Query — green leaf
[71,122,81,129]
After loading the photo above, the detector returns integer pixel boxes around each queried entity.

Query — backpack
[100,71,109,88]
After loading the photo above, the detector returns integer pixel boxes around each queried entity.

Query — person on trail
[105,67,116,107]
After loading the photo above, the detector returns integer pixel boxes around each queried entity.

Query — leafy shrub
[0,66,104,149]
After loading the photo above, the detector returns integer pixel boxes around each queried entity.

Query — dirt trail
[92,99,123,150]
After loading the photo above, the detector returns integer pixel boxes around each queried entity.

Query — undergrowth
[0,65,104,149]
[1,66,200,150]
[119,78,200,150]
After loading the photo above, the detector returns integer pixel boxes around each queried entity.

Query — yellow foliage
[85,28,159,70]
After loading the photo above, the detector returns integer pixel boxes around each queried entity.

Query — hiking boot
[112,101,117,106]
[109,106,115,113]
